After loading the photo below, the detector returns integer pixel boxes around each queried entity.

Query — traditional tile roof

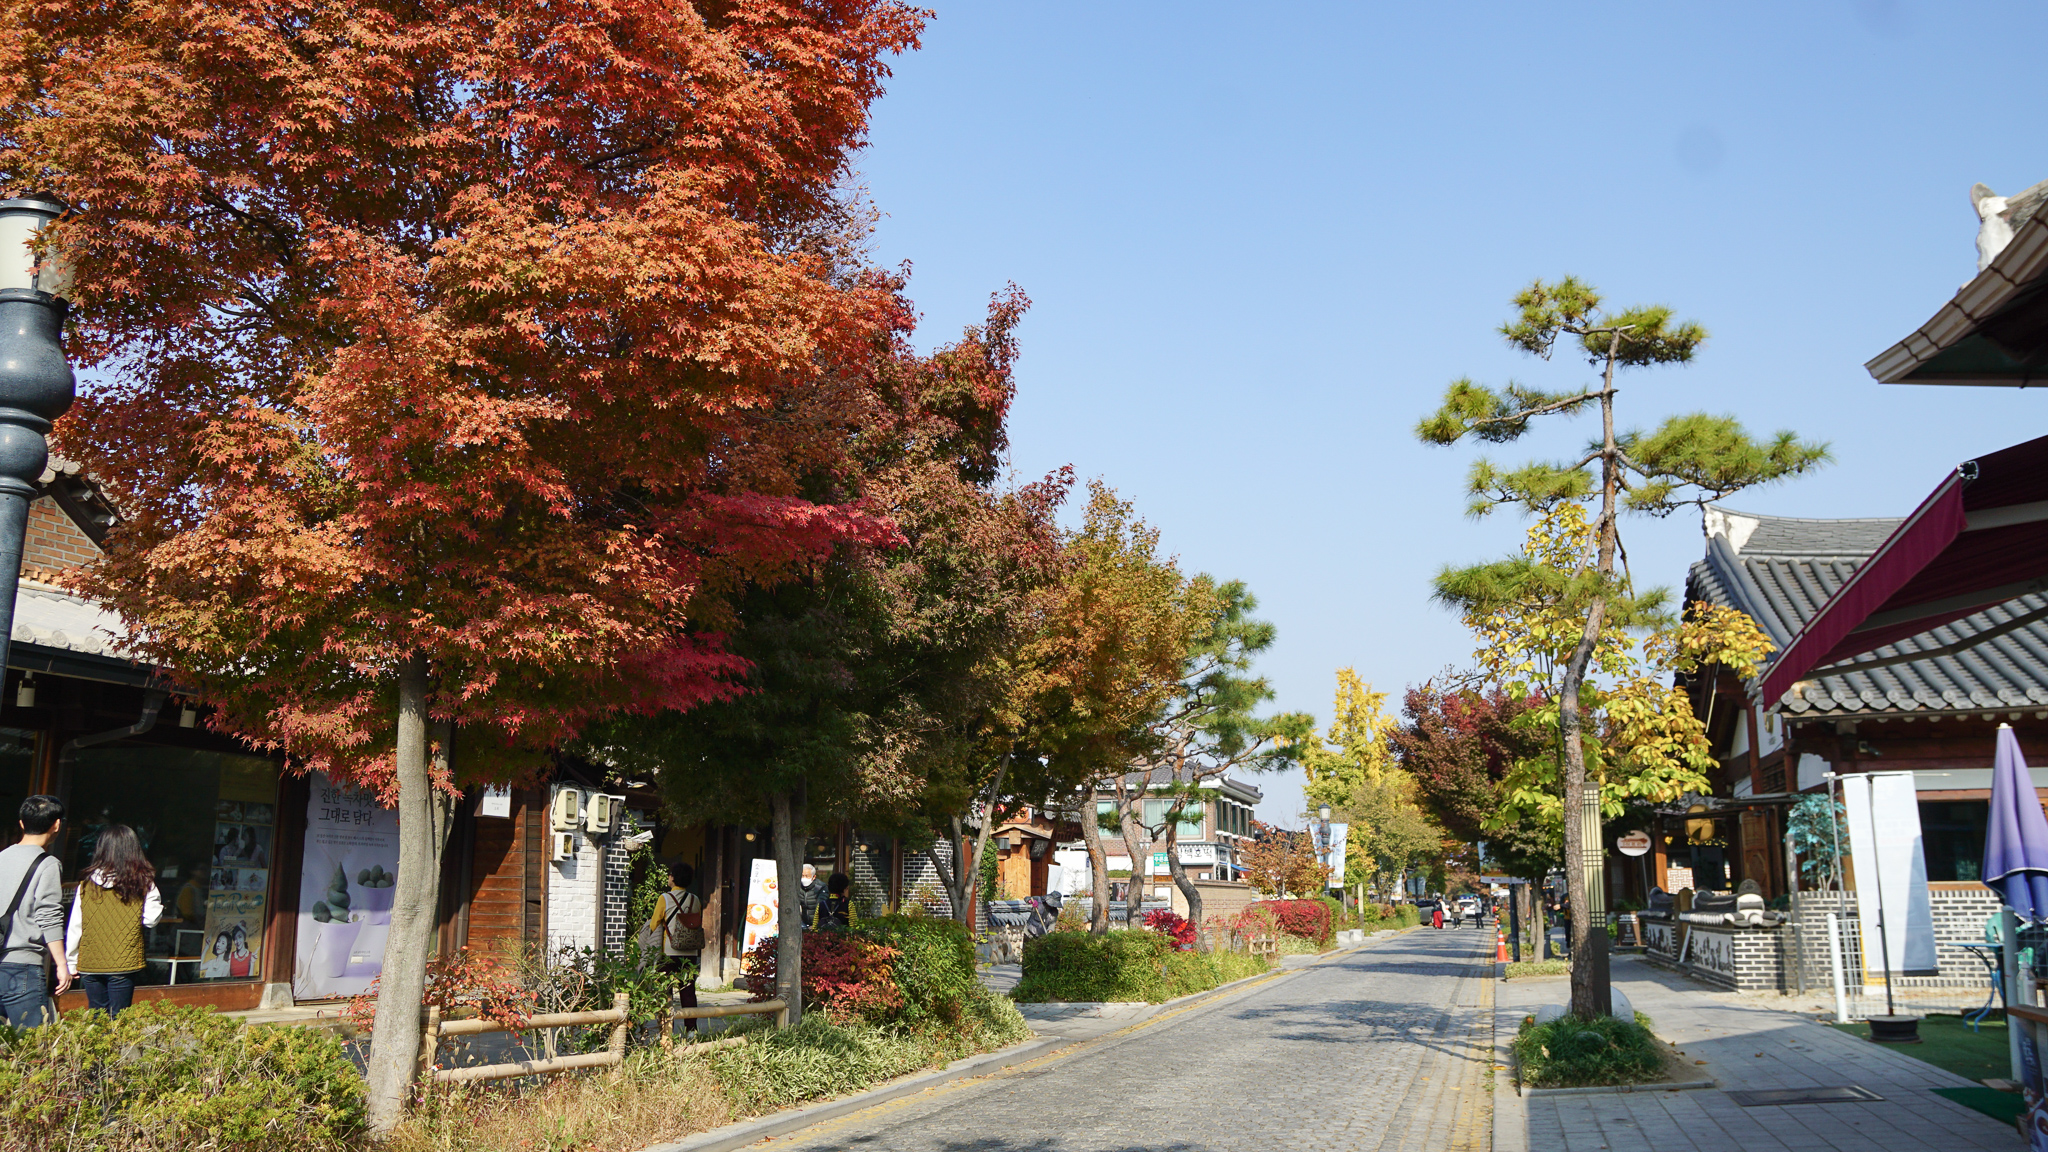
[1689,506,2048,718]
[1100,767,1263,804]
[11,578,133,660]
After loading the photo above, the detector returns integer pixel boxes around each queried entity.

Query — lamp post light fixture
[0,198,75,677]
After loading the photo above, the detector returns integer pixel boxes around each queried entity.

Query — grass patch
[1830,1015,2011,1084]
[1514,1011,1663,1088]
[1274,934,1326,957]
[1502,960,1568,980]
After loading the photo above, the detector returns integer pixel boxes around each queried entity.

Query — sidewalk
[1498,954,2017,1152]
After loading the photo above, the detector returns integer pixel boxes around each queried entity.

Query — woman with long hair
[64,824,163,1016]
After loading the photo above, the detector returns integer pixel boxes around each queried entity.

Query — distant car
[1455,896,1479,920]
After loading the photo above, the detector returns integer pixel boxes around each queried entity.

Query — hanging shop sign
[1616,831,1652,857]
[1175,843,1217,866]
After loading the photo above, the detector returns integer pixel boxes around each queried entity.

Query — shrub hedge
[1513,1011,1663,1088]
[1012,929,1269,1003]
[1247,899,1332,942]
[742,910,994,1029]
[0,1001,364,1150]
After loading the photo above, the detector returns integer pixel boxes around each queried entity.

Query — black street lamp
[0,197,77,673]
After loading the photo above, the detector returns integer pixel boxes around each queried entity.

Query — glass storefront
[0,728,35,840]
[63,744,280,985]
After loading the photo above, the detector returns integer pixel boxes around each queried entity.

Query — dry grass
[384,1049,731,1152]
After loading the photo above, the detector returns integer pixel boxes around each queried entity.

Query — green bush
[1502,959,1568,979]
[1013,930,1269,1004]
[858,912,979,1026]
[1514,1011,1662,1088]
[1391,905,1421,929]
[0,1001,363,1150]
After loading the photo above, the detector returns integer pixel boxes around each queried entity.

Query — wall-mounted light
[14,673,32,708]
[179,705,197,728]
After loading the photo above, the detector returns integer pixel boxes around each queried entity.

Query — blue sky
[856,1,2048,828]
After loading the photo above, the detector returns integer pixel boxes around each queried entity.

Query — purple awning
[1758,433,2048,705]
[1984,726,2048,919]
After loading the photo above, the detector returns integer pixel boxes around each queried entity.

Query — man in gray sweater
[1,795,73,1026]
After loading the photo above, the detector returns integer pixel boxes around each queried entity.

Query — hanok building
[1677,504,2048,900]
[1062,771,1264,923]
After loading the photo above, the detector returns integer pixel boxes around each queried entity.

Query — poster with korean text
[292,772,400,1000]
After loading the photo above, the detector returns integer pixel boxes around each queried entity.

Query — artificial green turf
[1932,1086,2027,1125]
[1829,1014,2011,1084]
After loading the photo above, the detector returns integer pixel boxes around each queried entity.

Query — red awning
[1757,433,2048,705]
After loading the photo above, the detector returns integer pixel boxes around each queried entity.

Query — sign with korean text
[1616,831,1652,857]
[293,772,399,1000]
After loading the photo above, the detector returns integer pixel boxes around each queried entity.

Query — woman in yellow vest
[64,825,163,1017]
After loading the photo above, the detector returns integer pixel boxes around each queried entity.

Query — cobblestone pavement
[757,925,1497,1152]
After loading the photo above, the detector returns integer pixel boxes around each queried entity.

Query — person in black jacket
[820,872,852,930]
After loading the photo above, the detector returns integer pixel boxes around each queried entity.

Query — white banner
[1175,842,1216,866]
[293,772,400,1000]
[1326,823,1349,888]
[740,858,779,959]
[1842,772,1938,976]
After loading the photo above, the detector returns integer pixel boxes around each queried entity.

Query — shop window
[1142,799,1203,841]
[0,728,36,844]
[63,745,279,985]
[1920,800,1988,882]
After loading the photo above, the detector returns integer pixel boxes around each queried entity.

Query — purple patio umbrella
[1984,724,2048,919]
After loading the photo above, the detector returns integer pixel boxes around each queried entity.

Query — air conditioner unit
[550,787,582,832]
[585,794,618,835]
[551,832,576,861]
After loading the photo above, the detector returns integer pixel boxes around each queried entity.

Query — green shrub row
[1012,929,1269,1004]
[0,1001,364,1150]
[1513,1011,1662,1088]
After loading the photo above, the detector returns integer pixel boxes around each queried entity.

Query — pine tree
[1417,277,1827,1020]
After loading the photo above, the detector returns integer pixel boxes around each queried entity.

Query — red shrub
[742,931,904,1023]
[345,948,534,1034]
[1246,899,1332,942]
[1143,908,1196,950]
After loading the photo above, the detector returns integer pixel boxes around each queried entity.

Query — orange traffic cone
[1496,928,1509,962]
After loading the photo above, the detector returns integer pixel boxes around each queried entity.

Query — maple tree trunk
[932,815,969,928]
[964,757,1010,930]
[364,657,439,1135]
[1079,794,1110,935]
[771,786,804,1028]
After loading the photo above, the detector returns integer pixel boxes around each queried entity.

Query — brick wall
[601,832,647,956]
[1642,919,1787,991]
[22,497,98,579]
[902,840,955,917]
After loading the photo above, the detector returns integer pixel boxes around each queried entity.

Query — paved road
[758,925,1497,1152]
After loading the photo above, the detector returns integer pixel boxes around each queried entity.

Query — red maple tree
[2,0,926,1127]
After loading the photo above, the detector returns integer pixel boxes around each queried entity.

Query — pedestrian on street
[0,795,72,1026]
[1431,903,1444,930]
[651,862,705,1037]
[796,863,823,930]
[65,823,162,1017]
[820,872,852,930]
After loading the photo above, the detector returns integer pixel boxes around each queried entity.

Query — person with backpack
[65,824,164,1017]
[819,872,852,930]
[1,795,73,1026]
[649,861,705,1037]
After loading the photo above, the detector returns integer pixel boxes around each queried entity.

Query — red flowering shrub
[345,948,533,1033]
[742,931,904,1023]
[1143,908,1196,950]
[1246,899,1332,942]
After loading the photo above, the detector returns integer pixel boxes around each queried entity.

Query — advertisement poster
[740,858,779,959]
[200,890,266,979]
[292,772,400,1000]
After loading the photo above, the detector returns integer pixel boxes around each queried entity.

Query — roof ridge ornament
[1974,178,2048,272]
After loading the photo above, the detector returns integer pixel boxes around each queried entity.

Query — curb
[647,1036,1062,1152]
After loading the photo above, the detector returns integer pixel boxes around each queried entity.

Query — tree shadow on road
[802,1139,1214,1152]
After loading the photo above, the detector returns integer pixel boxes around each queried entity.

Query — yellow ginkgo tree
[1301,669,1444,902]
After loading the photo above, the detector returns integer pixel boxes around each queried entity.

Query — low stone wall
[1640,916,1787,992]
